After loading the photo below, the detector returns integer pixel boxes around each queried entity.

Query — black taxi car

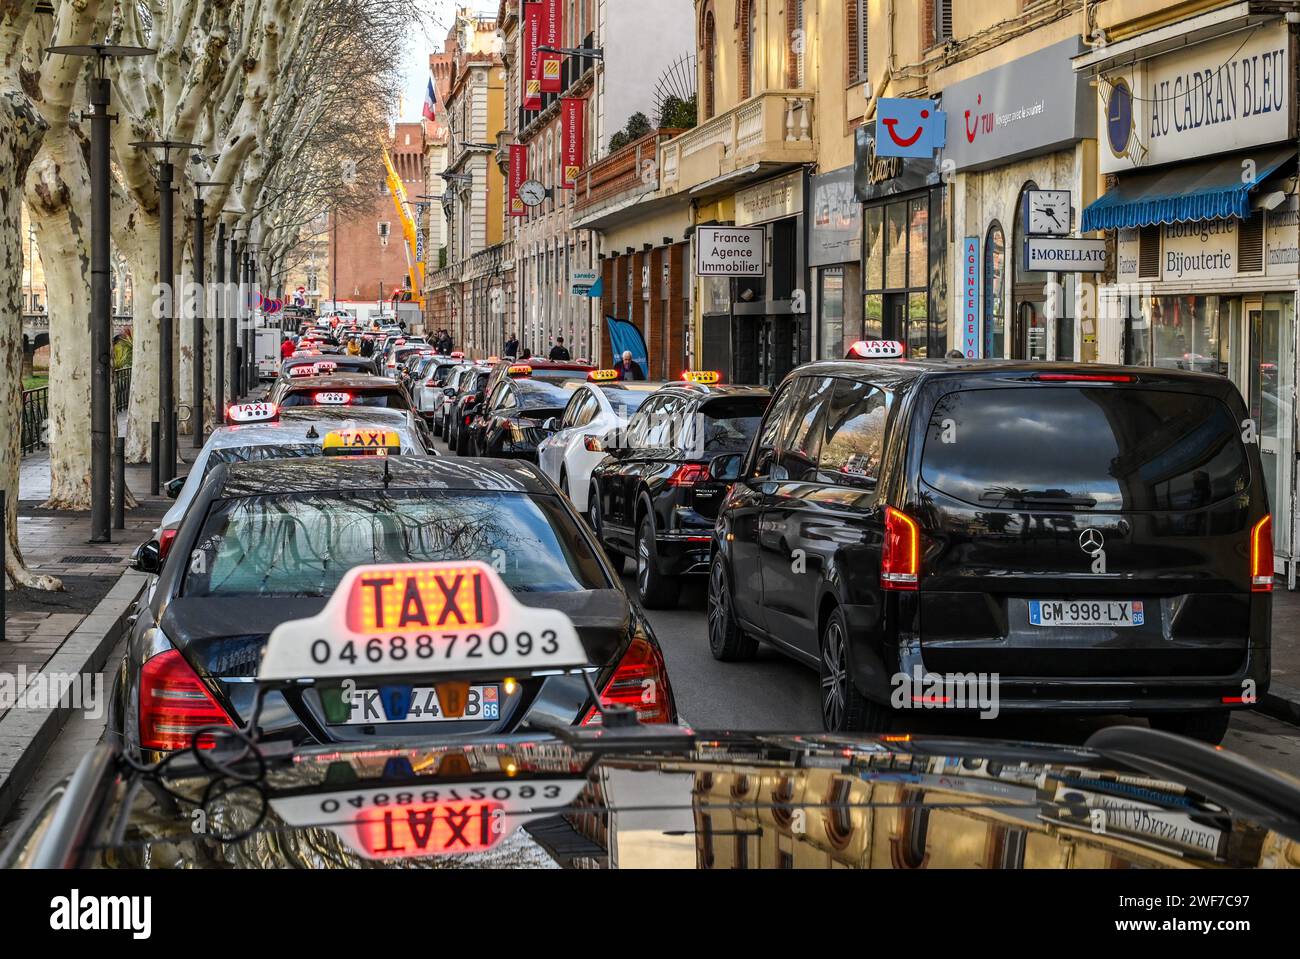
[589,373,770,608]
[706,346,1273,743]
[112,451,676,759]
[468,367,577,461]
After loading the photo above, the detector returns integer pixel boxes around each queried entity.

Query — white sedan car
[537,377,661,512]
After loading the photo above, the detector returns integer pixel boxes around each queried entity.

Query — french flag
[423,77,437,122]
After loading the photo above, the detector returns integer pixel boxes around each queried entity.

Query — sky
[397,1,472,123]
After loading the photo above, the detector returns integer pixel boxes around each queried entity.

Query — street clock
[1024,189,1072,236]
[519,179,548,207]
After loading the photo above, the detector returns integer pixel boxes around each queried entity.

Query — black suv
[589,382,771,608]
[707,360,1272,743]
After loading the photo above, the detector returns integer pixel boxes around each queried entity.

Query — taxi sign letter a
[399,578,430,628]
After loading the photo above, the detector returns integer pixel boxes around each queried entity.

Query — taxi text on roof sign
[225,402,278,425]
[681,370,722,385]
[289,365,317,377]
[257,561,588,682]
[588,369,619,383]
[321,428,402,456]
[846,340,906,359]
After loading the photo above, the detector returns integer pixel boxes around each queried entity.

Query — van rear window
[920,387,1250,511]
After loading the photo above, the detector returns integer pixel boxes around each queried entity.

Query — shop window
[846,0,868,86]
[787,0,805,88]
[1147,295,1237,376]
[864,207,884,290]
[702,6,717,120]
[984,221,1006,358]
[863,193,934,354]
[818,267,845,360]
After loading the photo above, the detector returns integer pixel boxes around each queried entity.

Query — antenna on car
[382,452,392,488]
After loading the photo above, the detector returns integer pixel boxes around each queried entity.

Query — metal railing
[20,366,131,457]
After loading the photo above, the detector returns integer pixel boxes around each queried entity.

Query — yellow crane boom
[380,140,426,309]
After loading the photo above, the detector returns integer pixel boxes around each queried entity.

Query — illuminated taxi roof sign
[314,361,338,374]
[846,340,906,359]
[257,561,588,682]
[288,365,317,377]
[588,369,619,383]
[507,365,533,377]
[681,370,721,385]
[225,402,278,425]
[321,428,402,456]
[268,776,589,862]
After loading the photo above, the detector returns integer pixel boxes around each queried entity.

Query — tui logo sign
[875,98,946,158]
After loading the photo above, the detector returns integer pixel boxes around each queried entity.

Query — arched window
[984,221,1005,359]
[787,0,805,88]
[702,4,716,120]
[743,0,759,100]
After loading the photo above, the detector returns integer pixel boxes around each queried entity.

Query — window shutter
[1238,213,1264,273]
[939,0,953,42]
[1139,225,1161,278]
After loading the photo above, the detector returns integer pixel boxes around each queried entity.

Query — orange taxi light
[507,365,533,377]
[681,370,721,385]
[588,369,619,382]
[345,566,500,633]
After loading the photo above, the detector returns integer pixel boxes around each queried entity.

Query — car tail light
[1034,373,1132,383]
[581,637,674,725]
[139,648,236,751]
[667,464,710,487]
[584,435,606,452]
[1251,514,1273,592]
[881,506,921,590]
[158,528,178,561]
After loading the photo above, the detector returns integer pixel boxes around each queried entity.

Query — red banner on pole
[509,143,528,216]
[561,97,584,189]
[540,0,563,94]
[523,1,542,111]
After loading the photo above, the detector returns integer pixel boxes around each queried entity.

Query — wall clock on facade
[1024,189,1072,236]
[519,179,548,207]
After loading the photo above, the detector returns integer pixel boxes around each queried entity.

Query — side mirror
[443,387,457,397]
[541,417,560,432]
[708,453,743,482]
[164,476,187,499]
[131,540,162,575]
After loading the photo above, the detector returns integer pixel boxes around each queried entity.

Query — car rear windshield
[280,388,409,410]
[182,490,609,598]
[698,397,769,452]
[517,380,577,408]
[920,387,1250,511]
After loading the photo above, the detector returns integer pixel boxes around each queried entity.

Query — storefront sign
[570,269,599,295]
[1266,196,1299,276]
[561,97,584,188]
[810,166,862,267]
[875,98,946,158]
[1117,228,1140,280]
[1161,219,1239,280]
[735,172,803,226]
[853,123,941,202]
[696,226,765,276]
[1023,236,1107,272]
[1099,24,1291,173]
[961,237,980,357]
[942,37,1094,171]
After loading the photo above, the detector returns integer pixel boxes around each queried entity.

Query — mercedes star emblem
[1079,528,1105,555]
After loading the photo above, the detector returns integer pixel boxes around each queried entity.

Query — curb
[0,570,148,827]
[1260,682,1300,727]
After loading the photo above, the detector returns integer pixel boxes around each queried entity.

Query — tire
[820,606,892,733]
[1148,711,1232,745]
[587,488,626,575]
[559,469,570,500]
[432,414,442,437]
[635,511,679,610]
[707,554,758,661]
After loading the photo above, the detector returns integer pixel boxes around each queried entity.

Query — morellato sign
[1023,236,1107,272]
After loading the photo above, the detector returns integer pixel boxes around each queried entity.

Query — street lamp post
[190,181,229,446]
[228,227,243,401]
[130,139,202,483]
[243,245,255,394]
[46,43,155,543]
[214,220,225,419]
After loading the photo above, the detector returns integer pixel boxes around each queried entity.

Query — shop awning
[1080,146,1296,232]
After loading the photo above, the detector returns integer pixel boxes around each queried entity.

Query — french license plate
[344,684,500,725]
[1029,600,1144,627]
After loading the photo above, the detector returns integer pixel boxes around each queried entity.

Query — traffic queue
[111,315,1274,766]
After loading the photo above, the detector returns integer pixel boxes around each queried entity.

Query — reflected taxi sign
[321,428,402,456]
[588,369,619,383]
[292,350,321,358]
[258,561,588,682]
[225,402,278,425]
[681,370,721,385]
[846,340,905,359]
[267,777,589,862]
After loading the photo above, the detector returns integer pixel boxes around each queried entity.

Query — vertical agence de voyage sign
[696,226,766,277]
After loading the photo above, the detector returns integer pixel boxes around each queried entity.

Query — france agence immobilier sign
[696,226,765,277]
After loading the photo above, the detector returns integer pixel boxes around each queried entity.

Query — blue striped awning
[1080,146,1296,233]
